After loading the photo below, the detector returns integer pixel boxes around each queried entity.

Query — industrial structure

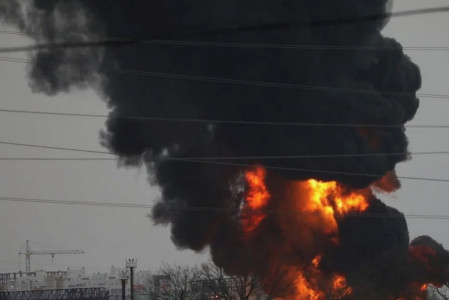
[0,287,109,300]
[18,240,84,273]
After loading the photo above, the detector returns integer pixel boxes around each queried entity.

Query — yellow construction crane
[18,240,85,273]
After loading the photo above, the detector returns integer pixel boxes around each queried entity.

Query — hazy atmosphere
[1,0,449,298]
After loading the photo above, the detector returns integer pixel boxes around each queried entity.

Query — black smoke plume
[2,0,446,298]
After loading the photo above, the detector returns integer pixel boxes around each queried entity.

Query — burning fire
[242,167,370,234]
[303,179,370,233]
[241,166,372,299]
[241,167,270,232]
[241,167,436,299]
[290,269,352,300]
[420,284,428,292]
[294,272,324,300]
[331,275,352,298]
[245,167,270,210]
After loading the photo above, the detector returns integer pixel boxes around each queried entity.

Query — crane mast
[19,240,85,273]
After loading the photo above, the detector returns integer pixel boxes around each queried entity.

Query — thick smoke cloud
[2,0,421,187]
[3,0,445,298]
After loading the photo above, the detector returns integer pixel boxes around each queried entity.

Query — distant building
[0,266,150,300]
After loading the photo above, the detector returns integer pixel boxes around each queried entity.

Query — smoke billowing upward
[2,0,447,298]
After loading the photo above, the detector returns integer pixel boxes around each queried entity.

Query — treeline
[141,260,274,300]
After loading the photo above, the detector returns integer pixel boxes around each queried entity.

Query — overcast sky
[0,0,449,274]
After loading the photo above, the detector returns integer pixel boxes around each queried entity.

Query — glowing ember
[245,167,270,210]
[331,275,352,299]
[312,255,322,268]
[420,284,428,292]
[241,167,270,232]
[294,272,323,300]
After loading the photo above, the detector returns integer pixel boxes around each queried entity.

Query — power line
[113,68,447,99]
[0,140,449,182]
[3,32,449,52]
[1,5,449,53]
[171,158,449,183]
[129,151,449,160]
[0,158,116,161]
[0,195,448,220]
[1,149,449,161]
[119,40,449,52]
[0,30,26,35]
[0,39,136,54]
[0,108,448,129]
[0,56,444,99]
[0,141,111,155]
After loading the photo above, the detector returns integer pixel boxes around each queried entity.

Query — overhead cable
[1,140,449,182]
[0,56,445,99]
[0,107,448,128]
[1,5,449,52]
[1,149,449,161]
[0,196,448,220]
[3,32,449,52]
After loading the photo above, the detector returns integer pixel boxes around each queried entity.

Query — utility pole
[119,270,128,300]
[126,259,137,300]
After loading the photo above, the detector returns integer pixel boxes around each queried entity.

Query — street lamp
[119,270,129,300]
[126,259,137,300]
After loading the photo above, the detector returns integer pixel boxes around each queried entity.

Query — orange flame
[292,270,352,299]
[332,274,352,298]
[393,283,429,300]
[245,167,270,210]
[420,284,428,292]
[312,255,322,268]
[242,167,270,232]
[294,272,323,300]
[301,179,370,233]
[241,166,371,299]
[306,179,369,215]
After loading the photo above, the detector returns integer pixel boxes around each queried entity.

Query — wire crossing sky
[1,5,449,53]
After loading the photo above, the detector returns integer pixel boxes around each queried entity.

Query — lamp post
[119,270,129,300]
[126,259,137,300]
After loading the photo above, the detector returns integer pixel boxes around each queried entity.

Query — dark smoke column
[2,0,447,298]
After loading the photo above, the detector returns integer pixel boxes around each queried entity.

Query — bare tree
[198,261,234,300]
[144,263,201,300]
[198,260,265,300]
[230,272,264,300]
[428,283,449,300]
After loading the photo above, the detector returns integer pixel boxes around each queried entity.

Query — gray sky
[0,0,449,274]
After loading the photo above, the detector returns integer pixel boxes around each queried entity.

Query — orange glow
[307,179,369,215]
[312,255,322,268]
[393,283,428,300]
[420,284,428,292]
[241,167,270,232]
[240,166,370,298]
[245,167,270,210]
[409,245,436,264]
[372,171,400,193]
[302,179,370,233]
[294,272,323,300]
[292,271,352,300]
[332,274,352,298]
